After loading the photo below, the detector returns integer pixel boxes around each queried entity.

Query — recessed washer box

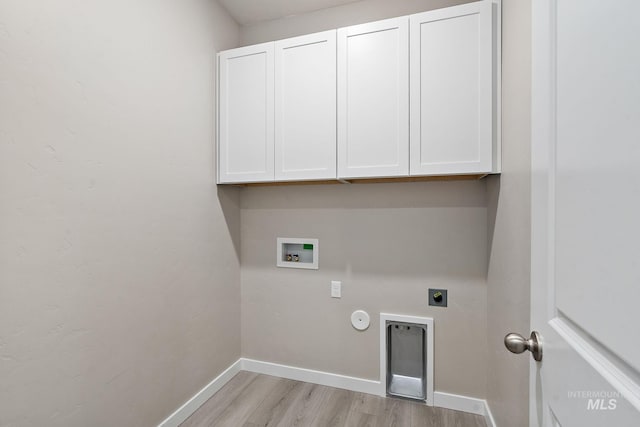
[276,238,319,270]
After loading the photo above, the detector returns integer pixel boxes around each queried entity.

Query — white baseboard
[433,391,486,415]
[433,392,496,425]
[158,359,242,427]
[159,358,496,427]
[241,358,381,396]
[484,400,497,427]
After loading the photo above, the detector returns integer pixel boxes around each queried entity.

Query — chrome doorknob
[504,331,543,362]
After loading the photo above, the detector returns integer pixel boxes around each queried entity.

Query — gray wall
[0,1,241,425]
[238,0,533,414]
[240,0,470,46]
[486,1,532,426]
[0,0,532,423]
[238,0,491,400]
[241,182,489,398]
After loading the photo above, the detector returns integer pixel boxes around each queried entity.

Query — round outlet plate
[351,310,370,331]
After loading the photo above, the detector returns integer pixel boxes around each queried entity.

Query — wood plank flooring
[181,372,487,427]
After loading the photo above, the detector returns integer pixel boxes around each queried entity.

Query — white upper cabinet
[275,31,337,181]
[217,1,500,185]
[337,18,409,179]
[410,1,498,176]
[218,42,275,183]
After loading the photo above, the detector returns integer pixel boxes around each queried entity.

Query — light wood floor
[181,372,487,427]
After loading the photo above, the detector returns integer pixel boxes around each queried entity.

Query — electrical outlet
[331,281,341,298]
[429,289,447,307]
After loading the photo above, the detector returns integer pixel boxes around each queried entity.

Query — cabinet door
[337,18,409,179]
[218,43,274,183]
[410,1,496,176]
[275,31,337,181]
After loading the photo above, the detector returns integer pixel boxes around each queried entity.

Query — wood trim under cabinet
[228,174,488,187]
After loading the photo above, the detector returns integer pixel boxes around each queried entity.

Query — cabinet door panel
[275,31,337,181]
[218,43,274,183]
[338,18,409,179]
[410,1,495,175]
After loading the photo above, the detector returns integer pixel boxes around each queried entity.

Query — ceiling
[218,0,362,26]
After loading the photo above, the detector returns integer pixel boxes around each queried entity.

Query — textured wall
[240,182,488,398]
[0,1,240,425]
[486,1,532,426]
[237,0,490,401]
[240,0,470,46]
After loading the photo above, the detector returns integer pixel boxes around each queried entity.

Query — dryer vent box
[380,314,433,405]
[386,321,427,401]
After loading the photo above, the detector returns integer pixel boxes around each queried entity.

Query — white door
[337,17,409,179]
[409,1,496,176]
[530,1,640,426]
[275,31,337,181]
[218,42,274,183]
